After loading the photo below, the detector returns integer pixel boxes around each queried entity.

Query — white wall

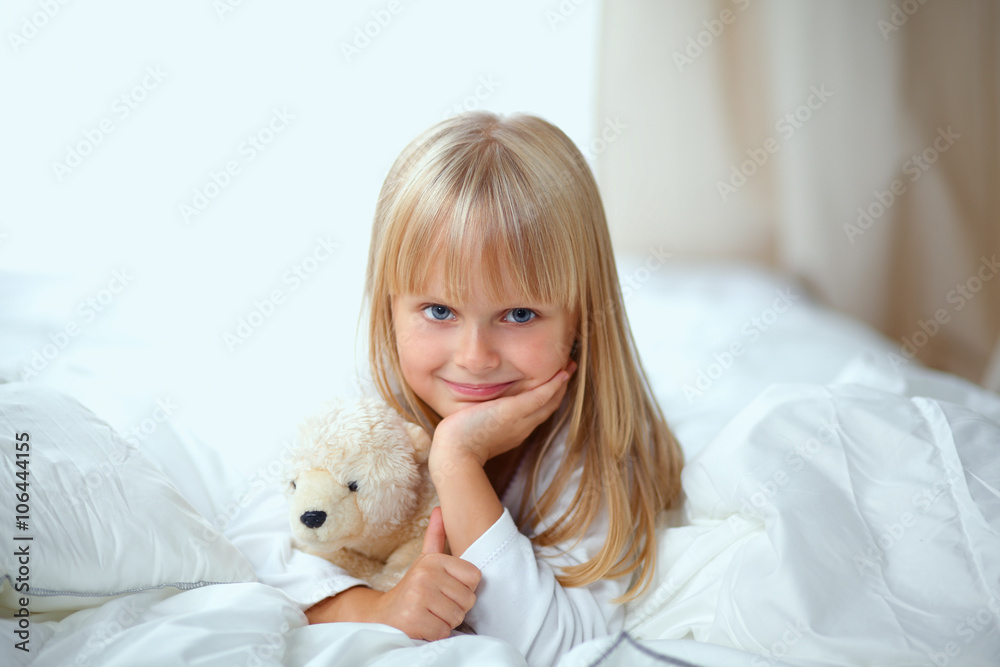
[0,0,600,478]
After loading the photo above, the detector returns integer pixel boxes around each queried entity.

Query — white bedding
[1,257,998,666]
[625,358,1000,664]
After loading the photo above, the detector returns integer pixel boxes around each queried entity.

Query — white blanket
[625,354,1000,665]
[2,262,998,666]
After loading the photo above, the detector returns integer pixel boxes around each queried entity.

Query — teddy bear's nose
[300,511,327,529]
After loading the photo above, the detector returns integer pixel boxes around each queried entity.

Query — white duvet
[2,261,998,666]
[625,355,1000,665]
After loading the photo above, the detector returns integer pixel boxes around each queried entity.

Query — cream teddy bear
[285,396,437,592]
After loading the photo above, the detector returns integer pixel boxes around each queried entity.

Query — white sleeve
[459,469,628,666]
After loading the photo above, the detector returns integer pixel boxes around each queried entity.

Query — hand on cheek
[431,360,578,469]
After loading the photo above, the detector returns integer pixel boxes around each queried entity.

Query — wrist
[306,585,381,624]
[428,445,503,557]
[428,439,484,483]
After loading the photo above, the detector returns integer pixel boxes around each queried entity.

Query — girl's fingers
[419,563,478,635]
[444,557,482,592]
[479,366,573,450]
[421,506,447,555]
[421,552,481,593]
[427,593,471,631]
[387,555,478,640]
[440,572,478,610]
[522,365,573,413]
[418,615,453,642]
[436,361,578,462]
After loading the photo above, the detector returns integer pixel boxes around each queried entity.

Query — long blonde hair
[362,111,683,602]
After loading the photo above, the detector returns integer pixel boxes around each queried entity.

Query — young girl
[306,111,684,664]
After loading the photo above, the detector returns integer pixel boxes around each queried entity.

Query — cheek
[396,347,419,388]
[398,353,423,389]
[394,320,420,366]
[396,325,438,384]
[516,333,568,374]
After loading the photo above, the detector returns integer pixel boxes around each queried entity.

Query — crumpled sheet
[14,580,781,667]
[624,353,1000,666]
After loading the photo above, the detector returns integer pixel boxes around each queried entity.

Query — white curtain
[596,0,999,387]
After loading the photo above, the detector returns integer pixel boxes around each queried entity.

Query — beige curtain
[596,0,999,388]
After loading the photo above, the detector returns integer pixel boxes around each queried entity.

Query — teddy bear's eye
[290,480,297,491]
[347,481,358,492]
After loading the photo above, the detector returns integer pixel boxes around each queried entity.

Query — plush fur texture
[284,396,436,592]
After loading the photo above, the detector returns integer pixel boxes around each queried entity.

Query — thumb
[421,506,447,555]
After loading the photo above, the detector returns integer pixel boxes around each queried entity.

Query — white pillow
[0,383,257,614]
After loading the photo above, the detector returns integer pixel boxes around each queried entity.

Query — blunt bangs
[383,135,580,309]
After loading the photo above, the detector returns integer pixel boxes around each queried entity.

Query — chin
[438,396,490,415]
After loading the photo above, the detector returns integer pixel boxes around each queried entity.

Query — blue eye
[506,308,536,324]
[423,304,453,321]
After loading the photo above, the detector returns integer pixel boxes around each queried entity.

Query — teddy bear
[284,395,437,592]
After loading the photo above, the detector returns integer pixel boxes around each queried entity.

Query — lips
[443,380,514,398]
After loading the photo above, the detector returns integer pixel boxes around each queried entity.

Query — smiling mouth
[443,380,514,398]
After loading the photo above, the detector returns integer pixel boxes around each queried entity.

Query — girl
[306,111,684,665]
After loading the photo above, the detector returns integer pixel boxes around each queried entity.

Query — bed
[1,254,998,666]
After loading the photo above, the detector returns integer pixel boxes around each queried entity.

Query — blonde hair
[362,111,683,602]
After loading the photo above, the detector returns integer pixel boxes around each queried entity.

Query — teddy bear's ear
[404,421,432,463]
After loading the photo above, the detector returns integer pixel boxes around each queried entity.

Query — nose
[300,511,327,528]
[454,324,499,373]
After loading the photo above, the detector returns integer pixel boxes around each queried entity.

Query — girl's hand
[432,360,577,468]
[367,507,480,641]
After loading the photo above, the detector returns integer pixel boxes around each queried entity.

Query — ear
[404,421,432,463]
